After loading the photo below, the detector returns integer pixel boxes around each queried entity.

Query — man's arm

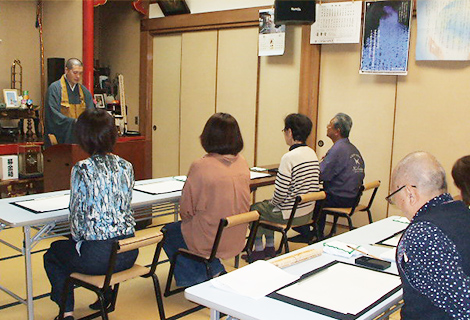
[319,148,339,182]
[403,221,470,319]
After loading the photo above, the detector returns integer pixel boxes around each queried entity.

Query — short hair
[200,113,243,155]
[283,113,312,143]
[452,155,470,205]
[75,109,117,155]
[332,113,353,138]
[66,58,83,70]
[393,151,447,196]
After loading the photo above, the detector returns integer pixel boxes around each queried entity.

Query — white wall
[149,0,274,18]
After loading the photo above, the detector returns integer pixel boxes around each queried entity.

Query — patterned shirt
[397,193,470,319]
[69,154,136,242]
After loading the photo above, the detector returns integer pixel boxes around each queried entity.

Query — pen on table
[346,245,382,260]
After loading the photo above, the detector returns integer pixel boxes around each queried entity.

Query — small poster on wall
[360,0,413,75]
[259,9,286,56]
[310,1,362,44]
[416,0,470,61]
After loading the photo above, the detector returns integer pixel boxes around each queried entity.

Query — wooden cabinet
[43,136,150,192]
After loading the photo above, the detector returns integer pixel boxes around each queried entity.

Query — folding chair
[258,191,327,255]
[57,229,166,320]
[164,210,260,297]
[321,180,381,237]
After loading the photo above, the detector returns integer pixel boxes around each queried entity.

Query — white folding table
[0,177,182,320]
[185,216,409,320]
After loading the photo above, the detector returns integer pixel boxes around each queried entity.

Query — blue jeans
[43,235,138,312]
[163,221,225,287]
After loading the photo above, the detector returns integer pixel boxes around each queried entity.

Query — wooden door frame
[139,7,321,174]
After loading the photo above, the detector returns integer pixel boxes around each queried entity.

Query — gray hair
[65,58,83,70]
[332,113,352,138]
[393,151,447,196]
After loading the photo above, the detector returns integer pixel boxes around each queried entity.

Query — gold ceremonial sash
[60,75,86,119]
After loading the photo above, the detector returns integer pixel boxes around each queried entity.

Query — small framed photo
[157,0,190,16]
[94,94,106,108]
[3,89,19,108]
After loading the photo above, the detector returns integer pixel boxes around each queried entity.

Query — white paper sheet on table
[276,262,401,315]
[210,260,299,299]
[380,248,397,263]
[134,180,185,195]
[381,233,402,247]
[250,171,271,179]
[13,194,70,213]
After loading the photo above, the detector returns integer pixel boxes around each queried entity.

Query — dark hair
[452,155,470,205]
[200,113,243,155]
[284,113,312,143]
[75,109,117,155]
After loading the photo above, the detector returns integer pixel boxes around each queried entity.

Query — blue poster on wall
[416,0,470,61]
[360,0,413,75]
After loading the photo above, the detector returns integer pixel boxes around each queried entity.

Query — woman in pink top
[163,113,251,287]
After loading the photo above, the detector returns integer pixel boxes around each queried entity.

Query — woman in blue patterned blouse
[43,109,137,320]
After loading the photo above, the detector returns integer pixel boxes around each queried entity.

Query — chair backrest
[103,229,165,289]
[117,229,164,253]
[286,191,326,230]
[361,180,381,210]
[209,210,260,261]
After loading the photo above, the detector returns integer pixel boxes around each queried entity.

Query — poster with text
[360,0,412,75]
[310,1,362,44]
[259,9,286,56]
[416,0,470,61]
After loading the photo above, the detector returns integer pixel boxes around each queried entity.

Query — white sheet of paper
[250,171,271,180]
[380,248,397,263]
[381,233,402,247]
[210,260,299,300]
[15,194,70,213]
[277,263,401,315]
[134,180,185,195]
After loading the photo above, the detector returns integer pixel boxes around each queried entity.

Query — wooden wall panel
[391,19,470,215]
[216,27,259,166]
[255,26,303,201]
[179,31,218,174]
[152,34,182,178]
[317,43,396,225]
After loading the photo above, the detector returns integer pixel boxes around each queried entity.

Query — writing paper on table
[274,262,401,315]
[134,180,185,195]
[250,171,271,180]
[13,194,70,213]
[210,260,299,299]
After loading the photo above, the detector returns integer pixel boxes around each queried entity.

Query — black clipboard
[267,261,401,320]
[375,230,404,248]
[10,194,70,214]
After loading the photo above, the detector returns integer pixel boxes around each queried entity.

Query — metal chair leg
[97,291,109,320]
[367,209,373,224]
[151,274,166,320]
[347,215,354,230]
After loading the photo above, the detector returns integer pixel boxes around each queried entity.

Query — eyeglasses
[385,185,416,205]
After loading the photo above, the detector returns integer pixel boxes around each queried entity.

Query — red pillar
[83,0,94,94]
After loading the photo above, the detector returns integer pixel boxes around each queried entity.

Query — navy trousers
[43,236,137,312]
[163,221,225,287]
